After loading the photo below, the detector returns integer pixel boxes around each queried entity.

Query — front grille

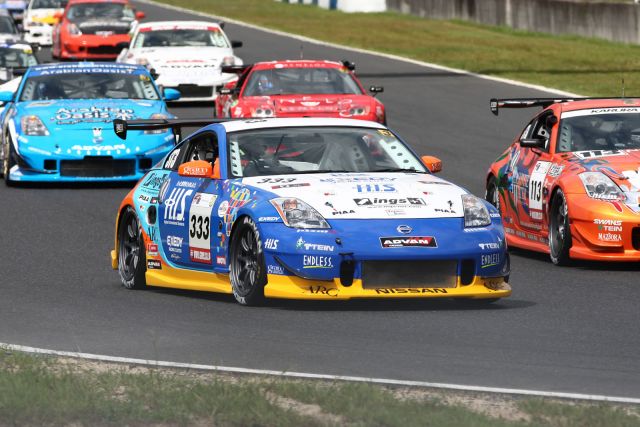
[87,45,124,55]
[361,260,458,289]
[170,85,213,98]
[60,157,135,177]
[80,26,129,35]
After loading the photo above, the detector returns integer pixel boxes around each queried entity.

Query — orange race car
[52,0,144,60]
[486,97,640,264]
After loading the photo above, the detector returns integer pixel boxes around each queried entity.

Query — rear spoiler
[221,64,251,74]
[113,118,233,140]
[489,97,631,115]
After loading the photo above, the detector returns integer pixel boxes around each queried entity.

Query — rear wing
[113,118,233,140]
[489,97,628,115]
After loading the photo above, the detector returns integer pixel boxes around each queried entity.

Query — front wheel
[229,216,267,306]
[117,207,147,289]
[485,175,500,210]
[2,136,16,186]
[548,189,572,265]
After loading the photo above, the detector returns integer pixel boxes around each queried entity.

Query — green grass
[152,0,640,96]
[1,350,639,426]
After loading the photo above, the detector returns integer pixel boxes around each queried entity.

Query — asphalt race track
[1,0,639,399]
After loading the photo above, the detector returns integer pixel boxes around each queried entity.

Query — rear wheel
[229,216,267,306]
[485,175,500,210]
[549,189,572,265]
[117,207,147,289]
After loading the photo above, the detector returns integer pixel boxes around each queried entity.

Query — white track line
[3,343,640,404]
[136,0,581,97]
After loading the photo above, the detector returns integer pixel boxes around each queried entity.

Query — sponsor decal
[164,188,193,225]
[217,200,230,216]
[489,212,501,218]
[54,106,135,125]
[182,165,209,176]
[380,236,437,248]
[176,180,197,189]
[374,288,448,294]
[190,248,211,263]
[92,127,103,143]
[264,238,279,250]
[138,194,151,203]
[547,164,564,177]
[308,286,338,297]
[166,235,183,253]
[330,210,356,216]
[478,243,499,250]
[530,210,544,220]
[573,150,626,159]
[271,183,310,189]
[481,253,501,268]
[354,197,426,207]
[303,255,334,268]
[354,184,396,193]
[216,256,226,266]
[598,232,622,242]
[396,225,412,234]
[141,172,165,192]
[418,180,451,186]
[267,264,285,275]
[170,253,181,260]
[258,216,280,222]
[256,177,297,184]
[192,193,217,208]
[70,144,126,152]
[385,209,406,216]
[295,237,334,252]
[295,229,329,233]
[463,227,489,233]
[147,243,158,256]
[622,167,640,190]
[434,200,456,214]
[320,177,396,184]
[164,150,180,169]
[147,259,161,270]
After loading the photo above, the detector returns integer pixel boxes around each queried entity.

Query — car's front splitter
[8,164,147,182]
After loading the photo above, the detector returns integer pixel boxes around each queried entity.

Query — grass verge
[1,350,638,426]
[150,0,640,96]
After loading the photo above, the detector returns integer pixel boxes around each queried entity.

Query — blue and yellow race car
[0,62,180,184]
[110,117,511,305]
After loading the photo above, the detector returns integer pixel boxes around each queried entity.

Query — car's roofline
[219,118,387,133]
[250,60,348,70]
[136,20,222,30]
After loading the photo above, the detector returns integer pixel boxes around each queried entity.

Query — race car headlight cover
[136,57,150,67]
[579,172,624,200]
[462,194,491,228]
[222,56,235,66]
[21,115,49,136]
[68,23,81,35]
[270,198,330,229]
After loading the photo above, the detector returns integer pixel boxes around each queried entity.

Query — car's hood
[243,94,376,115]
[566,149,640,188]
[138,47,235,65]
[243,172,467,219]
[27,8,63,24]
[16,99,164,131]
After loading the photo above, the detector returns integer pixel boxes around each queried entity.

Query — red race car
[215,60,386,124]
[52,0,144,60]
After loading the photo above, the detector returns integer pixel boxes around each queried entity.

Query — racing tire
[229,216,267,306]
[549,189,572,266]
[2,136,16,186]
[485,175,500,211]
[117,207,147,290]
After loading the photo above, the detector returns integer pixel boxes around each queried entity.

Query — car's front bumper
[60,34,129,59]
[24,25,53,45]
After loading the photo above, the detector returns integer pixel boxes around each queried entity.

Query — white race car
[22,0,64,46]
[117,20,243,102]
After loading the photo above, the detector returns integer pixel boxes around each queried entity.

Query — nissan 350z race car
[487,97,640,264]
[110,117,511,306]
[117,20,243,102]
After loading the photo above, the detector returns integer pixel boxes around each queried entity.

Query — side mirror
[0,91,14,103]
[369,86,383,95]
[178,160,213,178]
[231,40,243,48]
[519,138,546,149]
[53,11,63,20]
[163,88,180,101]
[135,11,146,20]
[219,21,225,29]
[219,87,233,95]
[421,155,442,173]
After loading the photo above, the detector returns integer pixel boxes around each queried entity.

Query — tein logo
[380,236,437,248]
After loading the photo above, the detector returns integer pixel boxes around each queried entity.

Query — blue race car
[110,117,511,306]
[0,62,180,184]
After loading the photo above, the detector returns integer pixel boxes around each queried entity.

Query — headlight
[136,58,150,67]
[462,194,491,228]
[252,106,274,118]
[222,56,235,66]
[144,113,169,135]
[579,172,624,200]
[21,115,49,136]
[270,198,330,229]
[68,23,81,35]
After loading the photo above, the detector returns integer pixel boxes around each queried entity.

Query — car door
[508,111,556,233]
[158,131,222,271]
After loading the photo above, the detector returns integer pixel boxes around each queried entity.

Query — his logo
[92,127,103,143]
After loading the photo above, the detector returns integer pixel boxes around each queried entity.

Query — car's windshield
[31,0,64,8]
[19,72,160,100]
[558,109,640,153]
[132,28,229,48]
[67,3,134,21]
[243,67,363,96]
[0,16,17,34]
[227,127,426,177]
[0,47,37,67]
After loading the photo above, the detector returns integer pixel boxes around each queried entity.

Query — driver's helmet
[257,74,273,93]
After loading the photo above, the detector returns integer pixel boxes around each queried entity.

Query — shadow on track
[509,246,640,272]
